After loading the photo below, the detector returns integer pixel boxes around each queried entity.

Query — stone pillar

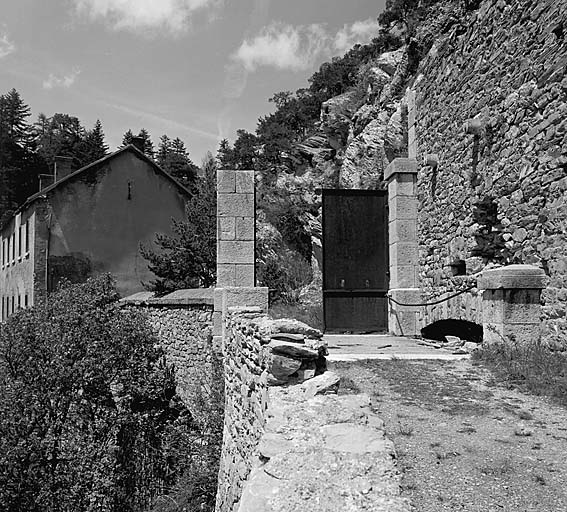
[385,158,420,336]
[214,170,268,342]
[478,264,547,345]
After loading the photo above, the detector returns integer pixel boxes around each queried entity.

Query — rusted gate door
[323,189,389,333]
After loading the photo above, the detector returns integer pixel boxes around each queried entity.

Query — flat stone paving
[325,334,470,361]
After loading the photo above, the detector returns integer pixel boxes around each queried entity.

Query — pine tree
[155,134,198,188]
[156,135,171,167]
[141,152,217,293]
[122,129,134,147]
[138,128,155,159]
[79,119,108,166]
[216,138,234,168]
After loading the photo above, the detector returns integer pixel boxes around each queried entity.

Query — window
[1,238,5,267]
[1,297,4,320]
[24,294,29,308]
[11,233,15,263]
[11,296,14,314]
[17,295,21,309]
[25,220,30,254]
[18,226,22,259]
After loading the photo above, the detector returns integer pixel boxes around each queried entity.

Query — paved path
[325,334,470,361]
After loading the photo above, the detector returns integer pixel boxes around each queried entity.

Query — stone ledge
[237,390,410,512]
[478,264,547,290]
[120,288,214,306]
[384,157,418,181]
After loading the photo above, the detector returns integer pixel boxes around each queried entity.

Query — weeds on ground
[473,340,567,406]
[479,457,514,476]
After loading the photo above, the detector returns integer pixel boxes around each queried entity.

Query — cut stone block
[217,169,235,193]
[389,218,417,243]
[217,193,254,217]
[234,264,255,287]
[216,264,235,287]
[389,264,418,288]
[389,196,418,221]
[218,240,255,264]
[478,264,547,290]
[222,286,269,312]
[389,242,419,268]
[384,157,418,181]
[219,217,236,240]
[387,173,417,198]
[236,217,255,241]
[235,170,255,193]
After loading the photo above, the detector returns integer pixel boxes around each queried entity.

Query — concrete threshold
[328,352,471,362]
[324,333,471,362]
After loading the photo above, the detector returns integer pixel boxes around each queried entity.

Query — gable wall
[46,151,188,296]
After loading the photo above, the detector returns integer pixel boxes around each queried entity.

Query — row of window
[1,220,30,268]
[1,294,29,321]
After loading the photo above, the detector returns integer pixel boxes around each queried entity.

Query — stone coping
[477,264,547,290]
[120,288,214,306]
[384,157,418,181]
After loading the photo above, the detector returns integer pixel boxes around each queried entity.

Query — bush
[0,275,220,512]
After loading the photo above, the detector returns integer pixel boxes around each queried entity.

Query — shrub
[0,275,220,511]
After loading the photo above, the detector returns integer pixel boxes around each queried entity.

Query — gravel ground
[331,359,567,512]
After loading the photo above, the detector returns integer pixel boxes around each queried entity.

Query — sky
[0,0,386,163]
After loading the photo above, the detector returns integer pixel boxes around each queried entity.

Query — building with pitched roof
[0,142,191,320]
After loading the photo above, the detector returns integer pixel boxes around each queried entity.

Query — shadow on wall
[47,253,92,292]
[421,319,483,343]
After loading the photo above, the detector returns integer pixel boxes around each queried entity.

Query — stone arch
[421,318,483,343]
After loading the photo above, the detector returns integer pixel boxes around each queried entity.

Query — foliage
[156,135,199,189]
[0,275,210,511]
[141,154,217,294]
[122,128,155,159]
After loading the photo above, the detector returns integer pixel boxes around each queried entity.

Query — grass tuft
[473,340,567,406]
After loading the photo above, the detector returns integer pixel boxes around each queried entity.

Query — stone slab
[478,264,547,290]
[216,264,236,287]
[384,157,418,181]
[222,287,269,312]
[389,218,417,244]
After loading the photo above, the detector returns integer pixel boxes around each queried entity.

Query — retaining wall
[411,0,567,344]
[121,289,217,404]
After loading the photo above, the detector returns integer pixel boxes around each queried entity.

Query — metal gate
[322,189,389,333]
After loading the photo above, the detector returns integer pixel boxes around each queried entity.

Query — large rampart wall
[411,0,567,344]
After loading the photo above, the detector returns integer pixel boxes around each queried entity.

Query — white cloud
[233,22,329,72]
[334,18,380,53]
[43,69,81,90]
[0,33,15,58]
[232,18,381,73]
[73,0,217,34]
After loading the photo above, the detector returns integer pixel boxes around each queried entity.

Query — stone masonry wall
[216,310,410,512]
[121,290,216,405]
[412,0,567,344]
[215,310,327,512]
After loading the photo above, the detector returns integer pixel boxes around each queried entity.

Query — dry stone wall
[413,0,567,344]
[215,309,327,512]
[215,310,409,512]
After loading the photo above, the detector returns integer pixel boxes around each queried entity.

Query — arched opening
[421,319,483,343]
